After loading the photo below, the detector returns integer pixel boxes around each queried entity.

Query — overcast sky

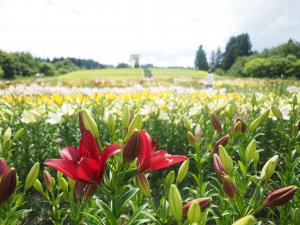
[0,0,300,67]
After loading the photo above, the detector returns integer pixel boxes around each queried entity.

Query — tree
[0,51,18,79]
[209,50,216,70]
[195,45,208,70]
[223,33,252,70]
[117,63,130,68]
[215,47,223,68]
[39,62,55,76]
[130,54,140,68]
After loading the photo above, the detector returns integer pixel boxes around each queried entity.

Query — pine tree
[195,45,208,71]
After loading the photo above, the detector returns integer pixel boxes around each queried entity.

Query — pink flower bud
[213,154,226,180]
[78,111,87,135]
[263,186,297,207]
[0,169,17,204]
[222,175,236,199]
[211,113,222,133]
[182,197,212,215]
[43,170,53,190]
[212,135,229,154]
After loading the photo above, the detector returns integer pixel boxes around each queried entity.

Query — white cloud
[0,0,299,66]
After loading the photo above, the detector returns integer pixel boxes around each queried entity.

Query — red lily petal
[0,159,9,177]
[138,153,187,173]
[100,144,121,164]
[79,131,100,160]
[138,130,153,166]
[77,158,100,184]
[59,147,79,161]
[45,159,78,180]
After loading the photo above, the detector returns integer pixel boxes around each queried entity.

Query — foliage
[222,33,252,71]
[0,49,107,79]
[195,45,208,71]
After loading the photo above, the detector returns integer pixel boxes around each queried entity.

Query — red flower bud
[182,197,212,215]
[0,159,9,177]
[263,186,297,207]
[43,170,53,189]
[123,130,140,163]
[211,113,222,133]
[213,154,226,180]
[212,135,229,154]
[78,112,87,135]
[222,175,236,199]
[0,169,17,204]
[84,184,97,199]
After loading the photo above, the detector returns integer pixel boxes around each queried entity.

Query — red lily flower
[137,130,187,173]
[45,131,121,184]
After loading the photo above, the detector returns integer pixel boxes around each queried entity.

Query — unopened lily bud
[127,115,142,139]
[271,105,283,120]
[137,173,151,197]
[33,179,43,194]
[292,208,300,225]
[176,159,189,184]
[13,128,25,141]
[78,111,86,135]
[218,146,233,174]
[165,171,175,187]
[213,154,226,180]
[107,113,116,134]
[187,132,196,146]
[212,135,229,154]
[3,127,12,140]
[183,118,192,130]
[260,155,279,181]
[25,162,40,191]
[194,125,201,140]
[263,186,297,207]
[232,215,256,225]
[292,94,297,107]
[249,109,270,133]
[43,170,53,191]
[223,175,236,199]
[122,105,131,130]
[232,116,247,133]
[123,130,140,163]
[67,177,76,190]
[60,177,69,194]
[187,201,201,224]
[81,109,99,138]
[183,197,212,215]
[0,169,17,204]
[211,113,222,133]
[232,120,243,135]
[251,94,257,107]
[245,140,259,165]
[57,171,63,180]
[169,184,182,223]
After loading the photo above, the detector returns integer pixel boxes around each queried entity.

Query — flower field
[0,77,300,225]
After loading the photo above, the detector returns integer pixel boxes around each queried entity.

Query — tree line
[195,34,300,78]
[0,50,106,79]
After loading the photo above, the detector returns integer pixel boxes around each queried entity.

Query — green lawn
[151,68,207,79]
[56,68,143,81]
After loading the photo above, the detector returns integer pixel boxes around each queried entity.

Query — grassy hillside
[151,68,207,79]
[56,68,143,81]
